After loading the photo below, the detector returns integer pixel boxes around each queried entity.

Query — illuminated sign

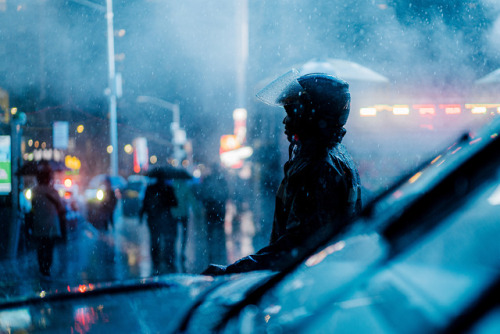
[133,137,148,173]
[0,135,11,194]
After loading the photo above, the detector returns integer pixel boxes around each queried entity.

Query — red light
[64,191,71,199]
[78,285,87,293]
[64,178,72,188]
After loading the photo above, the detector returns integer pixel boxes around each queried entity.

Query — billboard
[0,135,11,194]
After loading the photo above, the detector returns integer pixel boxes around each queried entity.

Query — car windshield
[1,1,500,332]
[216,118,500,334]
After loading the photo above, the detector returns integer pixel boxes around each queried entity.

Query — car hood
[0,272,274,333]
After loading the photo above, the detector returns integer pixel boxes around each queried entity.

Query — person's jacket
[140,181,178,221]
[220,139,362,274]
[31,184,66,239]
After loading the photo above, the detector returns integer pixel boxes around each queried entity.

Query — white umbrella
[299,58,389,83]
[475,68,500,84]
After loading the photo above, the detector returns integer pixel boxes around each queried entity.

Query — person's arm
[205,163,349,275]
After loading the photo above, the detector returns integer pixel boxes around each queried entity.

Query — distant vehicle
[122,175,148,217]
[53,175,84,235]
[84,174,126,229]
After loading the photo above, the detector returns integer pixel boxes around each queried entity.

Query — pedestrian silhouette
[30,163,67,277]
[199,163,229,265]
[171,178,199,272]
[101,177,118,231]
[140,174,178,275]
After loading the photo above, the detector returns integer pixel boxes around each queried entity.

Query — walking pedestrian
[101,177,117,231]
[139,174,178,275]
[30,163,67,277]
[171,178,199,272]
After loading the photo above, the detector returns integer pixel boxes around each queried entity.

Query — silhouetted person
[102,177,117,231]
[203,71,362,275]
[31,163,67,277]
[200,164,229,265]
[140,175,178,274]
[171,179,199,272]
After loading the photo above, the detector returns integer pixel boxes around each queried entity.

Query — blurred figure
[171,179,199,272]
[30,164,67,277]
[101,177,117,231]
[140,175,178,274]
[200,163,229,265]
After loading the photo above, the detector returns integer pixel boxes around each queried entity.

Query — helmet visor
[256,69,302,107]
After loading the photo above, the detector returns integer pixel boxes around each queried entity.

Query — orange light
[78,285,87,293]
[64,191,71,199]
[431,155,442,164]
[220,134,240,153]
[409,172,422,184]
[64,178,72,188]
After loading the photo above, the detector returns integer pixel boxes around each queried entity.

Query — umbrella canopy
[299,58,389,83]
[146,166,192,180]
[17,160,68,176]
[475,68,500,84]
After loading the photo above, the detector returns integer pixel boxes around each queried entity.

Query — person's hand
[201,264,227,276]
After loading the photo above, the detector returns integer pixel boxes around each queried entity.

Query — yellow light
[124,144,133,154]
[360,107,377,117]
[107,145,113,154]
[64,178,72,188]
[10,107,17,115]
[430,155,442,164]
[440,104,461,114]
[25,189,32,200]
[96,189,104,201]
[77,125,84,133]
[28,139,33,147]
[150,155,158,164]
[117,29,126,37]
[393,105,410,115]
[471,107,487,114]
[409,172,422,184]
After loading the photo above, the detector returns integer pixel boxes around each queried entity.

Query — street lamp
[136,96,186,163]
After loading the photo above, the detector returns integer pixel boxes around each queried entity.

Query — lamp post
[70,0,119,176]
[136,96,185,163]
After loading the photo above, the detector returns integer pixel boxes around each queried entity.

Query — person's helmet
[257,69,351,127]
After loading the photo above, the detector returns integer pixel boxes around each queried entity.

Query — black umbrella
[146,166,192,180]
[17,160,69,176]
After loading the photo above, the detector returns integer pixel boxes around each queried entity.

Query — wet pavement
[0,213,152,303]
[0,204,258,303]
